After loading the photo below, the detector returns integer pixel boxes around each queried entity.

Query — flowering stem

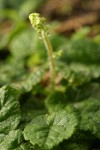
[41,31,55,89]
[29,13,56,89]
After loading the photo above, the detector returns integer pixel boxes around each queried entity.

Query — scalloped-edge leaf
[74,99,100,139]
[14,142,35,150]
[0,85,21,142]
[12,67,45,93]
[63,142,88,150]
[23,110,78,149]
[45,91,67,113]
[0,130,22,150]
[61,38,100,64]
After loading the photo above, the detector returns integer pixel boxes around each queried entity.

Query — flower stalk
[29,13,55,89]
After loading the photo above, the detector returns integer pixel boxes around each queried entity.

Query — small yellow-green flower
[29,13,48,37]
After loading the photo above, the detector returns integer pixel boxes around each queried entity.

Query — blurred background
[0,0,100,86]
[0,0,100,36]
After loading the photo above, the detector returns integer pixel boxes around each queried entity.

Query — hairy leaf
[12,67,45,92]
[0,85,21,142]
[65,83,100,102]
[9,29,35,59]
[61,63,100,86]
[62,142,88,150]
[61,38,100,64]
[74,99,100,139]
[14,142,35,150]
[45,91,67,113]
[0,130,22,150]
[23,110,77,149]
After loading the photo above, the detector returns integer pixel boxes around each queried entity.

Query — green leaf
[19,0,44,18]
[9,29,35,59]
[0,85,21,142]
[14,142,35,150]
[0,64,14,85]
[12,67,45,93]
[61,38,100,64]
[0,59,26,86]
[21,92,46,128]
[72,27,90,41]
[45,91,67,113]
[74,99,100,139]
[50,33,67,51]
[60,63,100,86]
[23,110,77,149]
[0,130,23,150]
[65,143,88,150]
[65,83,100,102]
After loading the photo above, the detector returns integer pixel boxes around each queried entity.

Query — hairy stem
[41,30,55,89]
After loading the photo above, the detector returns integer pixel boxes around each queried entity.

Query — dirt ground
[39,0,100,36]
